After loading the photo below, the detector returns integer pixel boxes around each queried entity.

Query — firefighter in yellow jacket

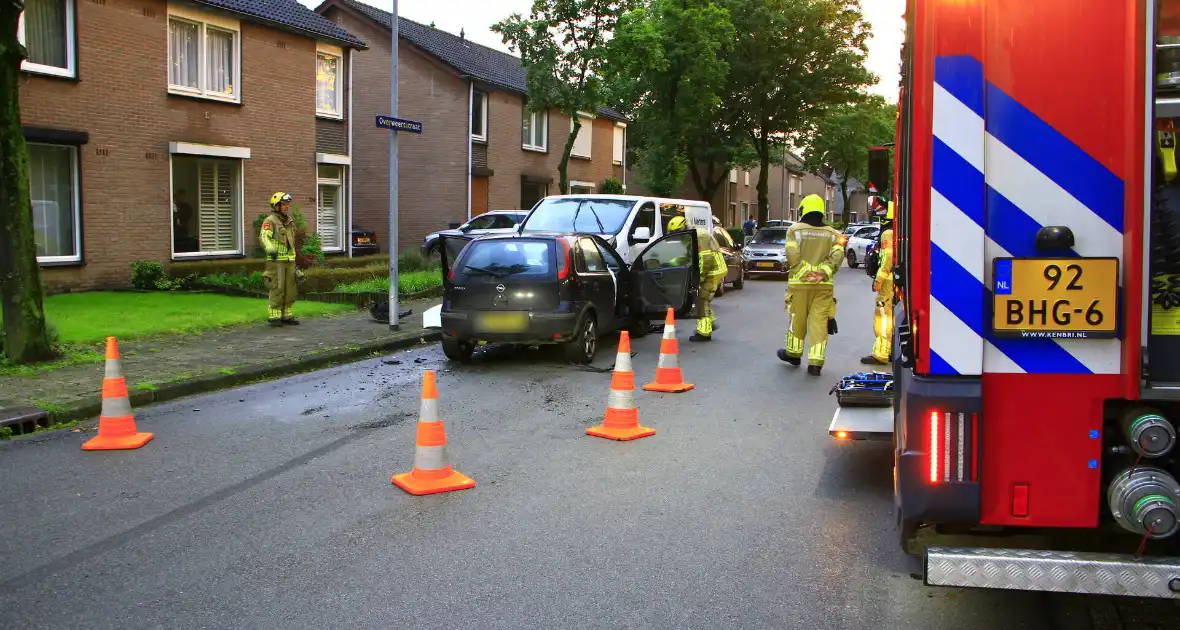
[863,202,895,366]
[667,215,727,342]
[260,192,299,326]
[778,194,846,375]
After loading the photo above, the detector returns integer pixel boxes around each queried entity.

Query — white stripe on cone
[101,395,132,418]
[656,351,678,369]
[419,398,440,423]
[607,388,635,410]
[104,359,122,379]
[615,351,632,373]
[414,444,450,471]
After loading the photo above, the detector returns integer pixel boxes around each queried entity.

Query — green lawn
[333,270,441,294]
[42,292,353,344]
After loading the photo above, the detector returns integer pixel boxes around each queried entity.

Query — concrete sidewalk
[0,297,441,430]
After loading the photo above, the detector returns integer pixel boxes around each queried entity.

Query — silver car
[743,226,791,276]
[420,210,527,260]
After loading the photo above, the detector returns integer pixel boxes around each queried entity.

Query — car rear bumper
[441,310,580,343]
[352,243,380,256]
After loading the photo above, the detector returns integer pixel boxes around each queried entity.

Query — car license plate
[475,311,529,333]
[757,262,775,268]
[357,237,371,243]
[991,257,1119,339]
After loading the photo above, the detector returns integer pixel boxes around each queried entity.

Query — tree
[801,95,896,223]
[0,0,53,364]
[494,0,635,195]
[604,0,735,197]
[723,0,875,222]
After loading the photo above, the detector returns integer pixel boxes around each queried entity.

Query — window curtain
[317,54,339,112]
[206,28,234,94]
[23,0,67,68]
[169,19,199,88]
[27,144,76,258]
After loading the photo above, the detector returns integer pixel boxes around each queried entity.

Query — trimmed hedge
[167,253,392,279]
[298,265,388,293]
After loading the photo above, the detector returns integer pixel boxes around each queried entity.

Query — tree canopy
[801,94,897,221]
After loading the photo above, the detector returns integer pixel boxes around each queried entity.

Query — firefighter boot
[861,355,888,365]
[777,349,801,366]
[807,365,823,376]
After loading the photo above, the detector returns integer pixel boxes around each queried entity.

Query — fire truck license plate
[991,257,1119,339]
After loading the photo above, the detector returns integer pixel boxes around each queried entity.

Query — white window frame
[570,113,594,159]
[17,0,77,78]
[523,107,548,152]
[569,180,595,194]
[168,142,249,258]
[316,162,346,253]
[471,90,488,142]
[29,142,82,264]
[316,43,345,119]
[166,5,242,104]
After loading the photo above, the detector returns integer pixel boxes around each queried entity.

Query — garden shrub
[601,177,624,194]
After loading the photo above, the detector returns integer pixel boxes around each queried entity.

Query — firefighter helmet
[799,194,825,217]
[270,192,292,208]
[667,215,688,232]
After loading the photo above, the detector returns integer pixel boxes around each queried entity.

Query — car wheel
[733,267,745,290]
[426,243,442,262]
[565,312,598,364]
[442,338,475,362]
[847,251,859,268]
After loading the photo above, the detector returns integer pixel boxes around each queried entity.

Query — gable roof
[328,0,626,121]
[195,0,367,48]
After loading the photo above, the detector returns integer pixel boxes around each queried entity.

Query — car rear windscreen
[456,240,554,277]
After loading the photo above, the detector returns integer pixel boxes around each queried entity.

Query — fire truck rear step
[828,406,893,442]
[924,546,1180,598]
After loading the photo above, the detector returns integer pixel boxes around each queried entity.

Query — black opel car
[438,230,701,364]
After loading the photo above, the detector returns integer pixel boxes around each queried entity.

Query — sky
[299,0,907,100]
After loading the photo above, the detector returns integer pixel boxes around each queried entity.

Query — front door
[471,177,489,217]
[628,230,700,318]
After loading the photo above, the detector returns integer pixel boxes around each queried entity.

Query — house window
[744,171,750,186]
[317,164,346,252]
[167,7,241,102]
[316,45,344,118]
[612,124,625,164]
[570,115,592,159]
[570,181,594,195]
[729,169,737,183]
[171,155,242,256]
[522,107,547,151]
[28,143,81,263]
[521,181,547,209]
[18,0,76,78]
[471,91,488,141]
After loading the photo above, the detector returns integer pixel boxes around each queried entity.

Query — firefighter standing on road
[778,194,846,375]
[260,192,299,326]
[667,215,727,342]
[863,202,895,366]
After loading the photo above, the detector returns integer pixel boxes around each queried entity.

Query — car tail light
[929,409,977,484]
[557,239,571,279]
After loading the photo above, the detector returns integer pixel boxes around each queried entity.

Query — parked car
[843,222,874,235]
[351,226,380,256]
[710,224,745,295]
[420,210,527,260]
[762,219,792,229]
[437,229,701,364]
[844,224,881,268]
[743,226,790,276]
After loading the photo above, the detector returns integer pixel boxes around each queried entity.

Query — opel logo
[496,284,506,293]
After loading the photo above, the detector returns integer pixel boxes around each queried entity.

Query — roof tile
[196,0,366,48]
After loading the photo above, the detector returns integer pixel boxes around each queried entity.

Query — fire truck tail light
[929,409,975,484]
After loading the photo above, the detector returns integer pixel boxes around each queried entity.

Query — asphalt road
[0,267,1170,629]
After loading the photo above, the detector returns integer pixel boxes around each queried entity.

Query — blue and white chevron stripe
[928,55,1124,376]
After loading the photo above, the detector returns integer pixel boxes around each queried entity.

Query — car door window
[636,231,694,270]
[855,227,877,238]
[713,227,734,249]
[466,215,497,230]
[630,202,656,240]
[576,238,607,273]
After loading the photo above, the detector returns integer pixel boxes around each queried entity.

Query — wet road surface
[0,270,1171,629]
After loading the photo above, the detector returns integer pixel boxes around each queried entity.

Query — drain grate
[0,407,50,437]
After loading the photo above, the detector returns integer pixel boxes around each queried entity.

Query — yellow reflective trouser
[265,261,297,320]
[697,274,723,336]
[871,280,894,363]
[785,284,836,367]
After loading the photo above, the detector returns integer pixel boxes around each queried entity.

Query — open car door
[628,229,700,318]
[439,234,473,289]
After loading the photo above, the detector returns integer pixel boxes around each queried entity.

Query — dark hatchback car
[438,230,701,364]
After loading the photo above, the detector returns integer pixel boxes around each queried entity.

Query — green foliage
[0,426,12,440]
[302,231,326,266]
[801,94,897,220]
[397,251,435,273]
[723,0,875,214]
[726,227,746,245]
[129,260,186,291]
[605,0,737,197]
[252,208,319,269]
[333,270,442,295]
[198,271,267,292]
[601,177,625,194]
[493,0,636,193]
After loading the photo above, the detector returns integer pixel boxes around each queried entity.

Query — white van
[518,194,714,264]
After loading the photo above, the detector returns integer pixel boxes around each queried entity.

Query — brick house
[19,0,366,290]
[315,0,630,254]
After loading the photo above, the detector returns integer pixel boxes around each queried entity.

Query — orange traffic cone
[392,370,476,495]
[643,308,695,393]
[82,337,154,451]
[587,331,655,441]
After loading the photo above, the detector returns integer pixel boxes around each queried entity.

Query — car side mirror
[458,224,471,233]
[631,227,651,244]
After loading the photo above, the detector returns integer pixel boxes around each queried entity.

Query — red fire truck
[830,0,1180,598]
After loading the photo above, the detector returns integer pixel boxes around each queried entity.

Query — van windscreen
[522,198,634,234]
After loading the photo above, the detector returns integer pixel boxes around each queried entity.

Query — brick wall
[20,0,330,290]
[324,7,469,254]
[315,52,349,156]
